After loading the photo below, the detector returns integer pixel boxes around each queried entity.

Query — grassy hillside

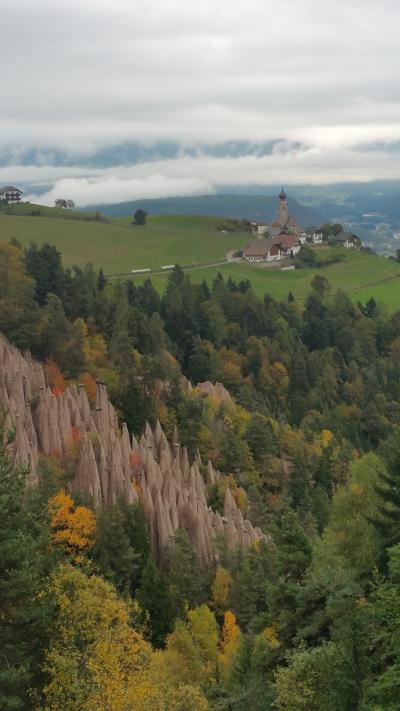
[0,209,248,271]
[0,202,102,221]
[1,205,400,311]
[132,248,400,310]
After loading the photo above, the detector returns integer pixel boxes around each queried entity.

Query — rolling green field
[133,252,400,311]
[1,205,400,311]
[0,210,247,272]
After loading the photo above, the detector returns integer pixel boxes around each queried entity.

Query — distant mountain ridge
[88,193,322,226]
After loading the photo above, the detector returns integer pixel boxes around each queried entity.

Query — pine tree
[38,293,71,361]
[96,268,107,292]
[266,511,312,645]
[136,556,172,647]
[24,242,64,306]
[370,463,400,549]
[369,428,400,557]
[92,502,142,596]
[165,530,209,619]
[0,434,51,709]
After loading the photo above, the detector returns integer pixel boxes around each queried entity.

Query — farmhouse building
[244,238,280,262]
[304,227,324,244]
[0,186,23,203]
[244,234,301,263]
[250,222,269,236]
[331,231,360,248]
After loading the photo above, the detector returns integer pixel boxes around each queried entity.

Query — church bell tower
[278,187,288,227]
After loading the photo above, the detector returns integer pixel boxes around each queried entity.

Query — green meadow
[1,205,400,311]
[132,247,400,311]
[0,209,247,272]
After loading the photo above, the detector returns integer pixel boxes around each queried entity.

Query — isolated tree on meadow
[311,274,330,296]
[55,199,75,209]
[133,209,148,225]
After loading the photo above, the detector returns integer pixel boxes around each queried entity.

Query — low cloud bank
[27,174,213,207]
[20,142,400,207]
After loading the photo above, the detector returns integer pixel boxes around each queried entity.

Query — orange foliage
[70,426,81,444]
[46,359,66,395]
[130,451,142,468]
[49,490,96,561]
[219,611,241,680]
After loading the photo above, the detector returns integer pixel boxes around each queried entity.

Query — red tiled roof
[272,234,299,250]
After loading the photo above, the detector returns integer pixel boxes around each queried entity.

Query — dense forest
[2,237,400,709]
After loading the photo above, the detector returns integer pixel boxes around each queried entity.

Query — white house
[304,227,324,244]
[0,186,23,203]
[333,231,360,248]
[312,229,324,244]
[250,222,269,236]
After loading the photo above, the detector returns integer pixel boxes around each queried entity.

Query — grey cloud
[1,0,400,196]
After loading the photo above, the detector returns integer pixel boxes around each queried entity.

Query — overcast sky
[2,0,400,204]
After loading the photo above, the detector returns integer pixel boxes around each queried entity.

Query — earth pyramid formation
[0,334,266,563]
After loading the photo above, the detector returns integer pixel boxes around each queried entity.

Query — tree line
[3,237,400,707]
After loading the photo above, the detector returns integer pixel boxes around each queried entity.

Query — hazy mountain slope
[87,194,322,225]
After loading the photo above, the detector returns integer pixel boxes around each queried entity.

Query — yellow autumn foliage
[48,491,96,561]
[42,565,208,711]
[211,567,233,611]
[321,429,334,448]
[260,623,281,650]
[219,611,241,680]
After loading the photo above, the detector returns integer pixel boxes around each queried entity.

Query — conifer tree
[96,267,107,292]
[370,462,400,551]
[0,434,51,710]
[92,501,144,596]
[370,427,400,557]
[266,511,312,645]
[165,530,209,619]
[136,556,172,647]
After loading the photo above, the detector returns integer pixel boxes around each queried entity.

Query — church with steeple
[249,188,301,238]
[269,187,300,236]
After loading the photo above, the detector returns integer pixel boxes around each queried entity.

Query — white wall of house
[245,245,300,262]
[245,255,265,262]
[267,250,282,261]
[311,232,323,244]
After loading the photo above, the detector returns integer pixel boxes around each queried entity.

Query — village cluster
[0,184,360,270]
[243,188,360,263]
